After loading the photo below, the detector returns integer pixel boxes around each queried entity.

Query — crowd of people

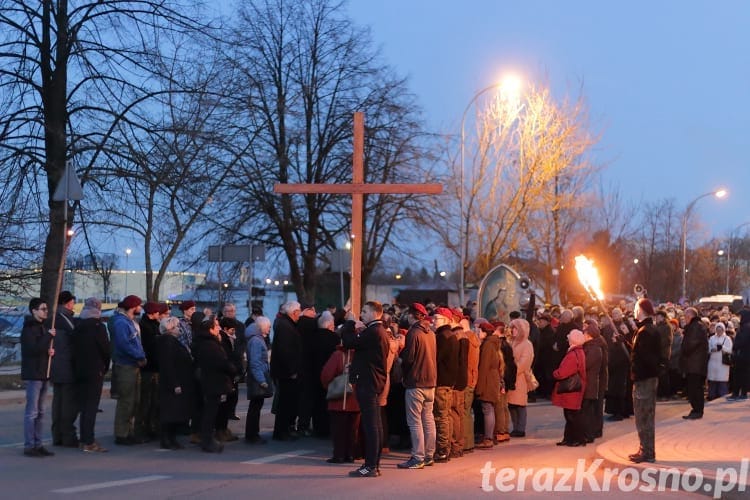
[19,290,750,475]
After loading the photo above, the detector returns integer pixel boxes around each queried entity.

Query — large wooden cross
[274,112,443,315]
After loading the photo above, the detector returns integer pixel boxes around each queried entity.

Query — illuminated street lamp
[124,247,132,296]
[459,75,523,307]
[680,189,727,301]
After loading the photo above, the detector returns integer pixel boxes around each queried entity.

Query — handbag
[326,351,353,401]
[525,370,540,392]
[248,371,274,399]
[556,351,583,394]
[720,339,733,366]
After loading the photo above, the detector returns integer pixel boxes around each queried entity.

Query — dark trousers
[273,378,300,438]
[52,382,79,444]
[215,394,231,431]
[190,381,203,434]
[77,375,104,445]
[135,371,159,438]
[685,373,705,414]
[200,394,222,447]
[356,385,382,468]
[245,397,264,439]
[330,410,360,460]
[380,406,389,449]
[731,363,749,397]
[581,398,597,441]
[563,408,585,444]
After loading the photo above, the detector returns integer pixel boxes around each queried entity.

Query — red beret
[179,300,196,311]
[158,303,170,314]
[143,302,161,314]
[479,321,495,333]
[434,307,454,319]
[119,295,142,310]
[410,302,428,317]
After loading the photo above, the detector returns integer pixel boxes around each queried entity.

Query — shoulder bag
[326,351,353,400]
[556,351,583,394]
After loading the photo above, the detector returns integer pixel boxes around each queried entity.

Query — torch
[574,255,615,332]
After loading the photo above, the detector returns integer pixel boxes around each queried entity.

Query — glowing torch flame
[574,255,605,301]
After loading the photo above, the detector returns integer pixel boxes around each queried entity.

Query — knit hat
[118,294,142,310]
[179,300,196,311]
[567,329,586,347]
[79,297,102,320]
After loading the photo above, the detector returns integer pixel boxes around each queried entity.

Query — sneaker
[397,457,424,469]
[349,465,379,477]
[23,447,42,457]
[229,414,241,421]
[476,439,494,449]
[36,446,55,456]
[81,442,108,453]
[423,456,435,466]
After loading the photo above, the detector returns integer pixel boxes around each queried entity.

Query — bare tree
[221,0,429,302]
[0,0,213,304]
[429,83,598,297]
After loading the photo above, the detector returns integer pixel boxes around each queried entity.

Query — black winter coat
[49,308,77,384]
[500,337,517,391]
[680,317,708,376]
[139,316,161,372]
[158,334,195,423]
[192,331,237,396]
[270,314,302,380]
[435,325,459,388]
[21,316,53,381]
[341,319,389,394]
[630,318,662,381]
[71,317,110,381]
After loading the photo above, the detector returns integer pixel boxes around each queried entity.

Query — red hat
[491,321,506,330]
[119,295,142,310]
[143,302,161,314]
[410,302,428,317]
[478,321,495,333]
[452,308,465,321]
[434,307,454,319]
[158,303,170,314]
[179,300,196,311]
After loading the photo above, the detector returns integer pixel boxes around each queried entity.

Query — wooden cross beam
[274,112,443,316]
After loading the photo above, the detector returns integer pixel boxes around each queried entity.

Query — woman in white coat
[707,322,732,400]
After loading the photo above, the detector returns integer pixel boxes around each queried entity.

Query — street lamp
[680,189,727,301]
[459,75,523,307]
[124,247,132,296]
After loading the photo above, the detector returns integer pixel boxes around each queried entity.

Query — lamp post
[680,189,727,301]
[337,241,352,309]
[459,76,522,307]
[124,247,132,296]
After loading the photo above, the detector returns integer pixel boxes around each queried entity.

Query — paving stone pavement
[596,396,750,491]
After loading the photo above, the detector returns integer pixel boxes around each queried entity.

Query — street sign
[208,244,266,262]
